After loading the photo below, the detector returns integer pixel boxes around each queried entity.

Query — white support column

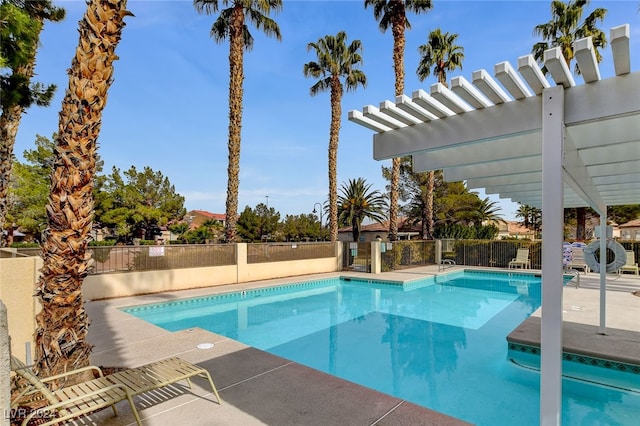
[540,85,565,426]
[599,212,607,334]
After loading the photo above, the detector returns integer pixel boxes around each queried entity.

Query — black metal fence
[247,242,335,264]
[342,242,371,272]
[444,239,543,269]
[17,244,236,274]
[381,240,437,271]
[13,240,639,274]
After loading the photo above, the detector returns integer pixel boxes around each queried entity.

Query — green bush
[9,242,39,248]
[89,240,116,246]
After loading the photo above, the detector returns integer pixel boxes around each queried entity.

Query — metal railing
[13,239,638,275]
[87,244,237,274]
[442,239,542,269]
[342,242,371,272]
[247,242,335,264]
[381,240,437,271]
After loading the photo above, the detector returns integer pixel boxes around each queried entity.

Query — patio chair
[11,355,222,426]
[508,248,530,269]
[618,250,639,275]
[10,355,143,426]
[566,248,590,273]
[105,356,222,406]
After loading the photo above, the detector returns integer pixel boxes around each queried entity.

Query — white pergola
[349,24,639,425]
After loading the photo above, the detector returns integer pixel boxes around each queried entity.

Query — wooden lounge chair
[11,355,221,426]
[10,355,142,426]
[618,250,639,275]
[508,248,530,269]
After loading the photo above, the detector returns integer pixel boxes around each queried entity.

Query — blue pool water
[122,270,640,425]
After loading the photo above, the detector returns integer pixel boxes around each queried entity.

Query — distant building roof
[619,218,640,228]
[338,217,419,233]
[188,210,226,221]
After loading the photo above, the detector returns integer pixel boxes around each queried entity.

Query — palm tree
[337,178,387,242]
[416,28,464,240]
[33,0,131,381]
[303,31,366,242]
[193,0,282,243]
[516,204,542,233]
[0,0,64,246]
[476,197,504,224]
[533,0,606,240]
[416,29,464,85]
[365,0,433,242]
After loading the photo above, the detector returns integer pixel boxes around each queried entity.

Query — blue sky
[14,0,640,222]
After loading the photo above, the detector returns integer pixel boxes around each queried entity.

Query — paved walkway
[82,266,640,425]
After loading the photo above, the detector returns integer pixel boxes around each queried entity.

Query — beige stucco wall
[244,257,339,282]
[83,265,238,300]
[0,255,42,361]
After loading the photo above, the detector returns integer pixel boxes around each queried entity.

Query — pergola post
[599,210,607,334]
[540,85,565,425]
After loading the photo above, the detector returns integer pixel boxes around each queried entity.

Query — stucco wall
[0,255,42,361]
[83,265,238,300]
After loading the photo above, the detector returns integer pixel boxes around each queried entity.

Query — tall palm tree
[193,0,282,243]
[33,0,131,381]
[0,0,64,246]
[303,31,366,242]
[365,0,433,242]
[337,178,387,242]
[416,28,464,239]
[416,29,464,85]
[533,0,606,240]
[516,204,542,234]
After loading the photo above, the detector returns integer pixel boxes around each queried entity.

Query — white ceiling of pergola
[349,24,639,213]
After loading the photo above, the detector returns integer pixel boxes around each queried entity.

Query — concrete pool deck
[81,265,640,425]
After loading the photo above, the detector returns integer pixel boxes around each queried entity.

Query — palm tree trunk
[426,170,434,238]
[328,78,342,242]
[34,0,130,382]
[576,207,586,240]
[388,10,406,242]
[224,6,245,243]
[0,105,23,246]
[389,159,400,241]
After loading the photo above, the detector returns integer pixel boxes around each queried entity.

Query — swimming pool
[122,270,640,425]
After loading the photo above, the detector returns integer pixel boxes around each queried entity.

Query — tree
[303,31,366,242]
[337,178,387,242]
[169,222,190,243]
[237,203,280,242]
[433,180,481,226]
[0,0,64,246]
[365,0,433,242]
[96,166,186,242]
[34,0,132,379]
[280,213,323,241]
[382,156,431,239]
[475,197,504,224]
[516,204,543,237]
[532,0,607,240]
[6,135,54,240]
[415,28,464,240]
[416,28,464,84]
[194,0,282,243]
[608,205,640,226]
[200,218,224,242]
